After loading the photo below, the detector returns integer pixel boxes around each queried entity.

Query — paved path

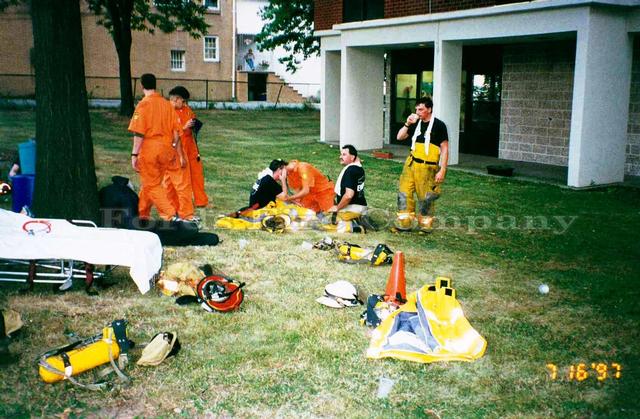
[325,141,640,189]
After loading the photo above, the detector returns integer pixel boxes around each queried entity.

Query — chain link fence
[0,73,320,106]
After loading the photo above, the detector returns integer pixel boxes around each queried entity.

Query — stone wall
[384,0,427,18]
[314,0,342,31]
[315,0,527,31]
[499,41,575,166]
[428,0,524,14]
[383,53,392,144]
[626,37,640,176]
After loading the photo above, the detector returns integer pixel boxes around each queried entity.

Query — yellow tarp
[215,201,315,230]
[367,277,487,363]
[215,201,361,233]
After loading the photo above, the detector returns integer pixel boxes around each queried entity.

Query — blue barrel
[11,174,35,213]
[18,139,36,175]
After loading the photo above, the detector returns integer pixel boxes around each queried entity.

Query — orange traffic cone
[384,251,407,305]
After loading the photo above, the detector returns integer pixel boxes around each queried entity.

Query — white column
[340,46,385,150]
[568,9,632,187]
[433,40,462,166]
[321,51,341,143]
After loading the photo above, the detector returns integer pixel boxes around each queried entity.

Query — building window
[171,50,185,71]
[203,0,219,11]
[343,0,384,23]
[203,36,219,62]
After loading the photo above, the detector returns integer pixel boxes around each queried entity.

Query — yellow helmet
[261,214,291,233]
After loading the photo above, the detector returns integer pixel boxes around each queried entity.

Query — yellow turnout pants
[397,156,440,227]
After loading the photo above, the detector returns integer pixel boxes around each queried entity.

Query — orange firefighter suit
[164,105,209,210]
[128,92,194,220]
[286,161,335,213]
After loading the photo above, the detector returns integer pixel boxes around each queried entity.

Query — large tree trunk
[109,0,135,117]
[116,43,134,117]
[31,0,99,221]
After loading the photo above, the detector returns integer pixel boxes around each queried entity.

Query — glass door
[460,45,503,156]
[420,71,433,98]
[395,74,417,125]
[389,48,435,144]
[461,72,501,156]
[391,71,434,144]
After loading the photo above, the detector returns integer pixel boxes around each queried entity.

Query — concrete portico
[320,50,341,144]
[339,47,385,151]
[433,40,462,166]
[567,7,633,187]
[317,0,640,187]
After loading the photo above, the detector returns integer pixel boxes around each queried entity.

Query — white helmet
[316,280,363,308]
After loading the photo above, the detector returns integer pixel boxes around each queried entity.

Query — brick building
[315,0,640,187]
[0,0,311,103]
[1,1,234,99]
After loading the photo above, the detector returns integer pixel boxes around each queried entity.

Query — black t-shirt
[336,165,367,207]
[249,175,282,208]
[406,117,448,147]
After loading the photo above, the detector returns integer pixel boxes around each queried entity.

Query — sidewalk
[326,141,640,188]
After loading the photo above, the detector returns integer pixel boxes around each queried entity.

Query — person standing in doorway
[244,48,255,71]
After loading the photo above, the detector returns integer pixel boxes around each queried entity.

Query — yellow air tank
[39,327,121,383]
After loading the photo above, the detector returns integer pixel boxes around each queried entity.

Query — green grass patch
[0,109,639,417]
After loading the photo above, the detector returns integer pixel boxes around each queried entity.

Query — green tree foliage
[0,0,19,9]
[255,0,319,73]
[86,0,209,116]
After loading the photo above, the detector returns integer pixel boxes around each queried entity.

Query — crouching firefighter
[326,144,368,233]
[395,97,449,232]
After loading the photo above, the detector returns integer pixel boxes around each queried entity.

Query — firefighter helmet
[196,275,245,312]
[0,181,11,196]
[261,214,291,233]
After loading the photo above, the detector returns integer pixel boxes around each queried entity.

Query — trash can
[11,174,35,213]
[18,138,36,175]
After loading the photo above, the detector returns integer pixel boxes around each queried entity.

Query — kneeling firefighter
[395,97,449,232]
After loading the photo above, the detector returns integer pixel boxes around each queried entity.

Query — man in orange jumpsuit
[283,160,335,213]
[165,86,209,209]
[128,73,194,221]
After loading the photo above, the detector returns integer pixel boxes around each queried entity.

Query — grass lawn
[0,108,639,418]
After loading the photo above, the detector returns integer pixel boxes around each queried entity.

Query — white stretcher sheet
[0,209,162,294]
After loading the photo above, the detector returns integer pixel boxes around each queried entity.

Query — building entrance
[460,46,502,157]
[247,73,267,101]
[389,48,434,145]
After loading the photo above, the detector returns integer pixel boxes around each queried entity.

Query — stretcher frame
[0,259,114,293]
[0,219,114,293]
